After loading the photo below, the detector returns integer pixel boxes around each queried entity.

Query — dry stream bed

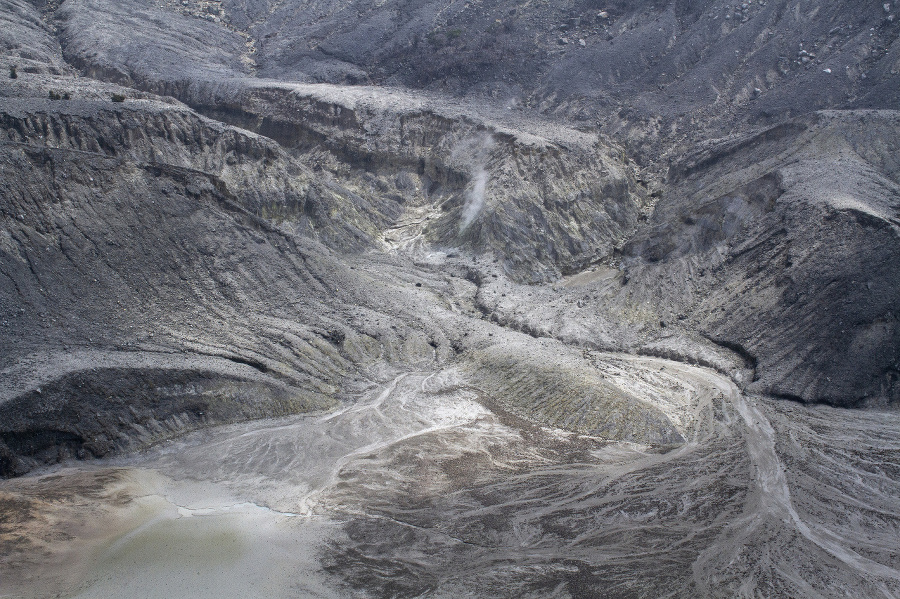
[1,357,899,598]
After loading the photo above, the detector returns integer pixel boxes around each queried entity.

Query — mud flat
[2,362,899,598]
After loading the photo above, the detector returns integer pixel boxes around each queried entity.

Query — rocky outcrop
[180,82,645,281]
[623,110,900,406]
[0,98,452,475]
[0,98,392,249]
[0,0,71,76]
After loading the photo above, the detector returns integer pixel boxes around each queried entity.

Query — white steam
[452,133,495,231]
[461,168,489,230]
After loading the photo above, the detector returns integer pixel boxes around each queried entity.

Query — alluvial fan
[2,364,899,598]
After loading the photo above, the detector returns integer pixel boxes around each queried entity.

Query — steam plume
[452,133,495,231]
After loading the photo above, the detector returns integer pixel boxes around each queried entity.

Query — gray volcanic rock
[0,0,898,474]
[0,96,667,474]
[465,342,685,444]
[2,1,900,597]
[623,110,900,406]
[0,98,399,247]
[56,0,250,87]
[182,82,645,280]
[0,97,456,475]
[41,0,900,157]
[0,0,70,76]
[215,0,900,147]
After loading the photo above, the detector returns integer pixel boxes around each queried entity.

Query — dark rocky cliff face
[0,0,898,477]
[623,111,900,405]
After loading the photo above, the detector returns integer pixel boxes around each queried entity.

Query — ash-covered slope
[0,0,898,482]
[46,0,900,152]
[183,81,645,280]
[0,84,472,474]
[1,0,72,76]
[623,110,900,406]
[2,2,900,598]
[0,92,664,476]
[0,99,366,474]
[7,0,651,280]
